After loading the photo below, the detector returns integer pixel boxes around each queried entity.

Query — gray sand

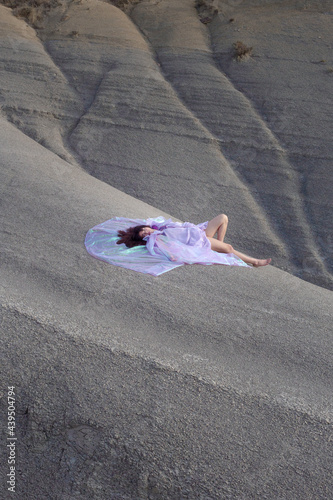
[0,1,332,498]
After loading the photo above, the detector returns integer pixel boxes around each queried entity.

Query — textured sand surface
[0,1,332,498]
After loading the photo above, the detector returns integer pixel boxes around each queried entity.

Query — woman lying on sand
[117,214,271,267]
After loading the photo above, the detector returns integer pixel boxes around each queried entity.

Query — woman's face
[139,226,155,238]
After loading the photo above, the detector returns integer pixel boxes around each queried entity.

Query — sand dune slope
[1,118,333,498]
[211,1,333,280]
[0,5,83,163]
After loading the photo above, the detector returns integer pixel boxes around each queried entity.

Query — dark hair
[117,225,149,248]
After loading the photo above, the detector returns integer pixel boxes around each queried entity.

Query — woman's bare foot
[253,258,271,267]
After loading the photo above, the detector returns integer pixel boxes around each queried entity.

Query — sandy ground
[0,0,332,498]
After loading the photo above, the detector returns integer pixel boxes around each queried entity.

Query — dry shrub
[0,0,62,27]
[0,0,19,6]
[233,41,253,61]
[1,0,45,7]
[14,6,41,25]
[0,0,142,18]
[195,0,218,12]
[195,0,219,21]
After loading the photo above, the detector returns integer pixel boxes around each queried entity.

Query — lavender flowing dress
[85,216,250,276]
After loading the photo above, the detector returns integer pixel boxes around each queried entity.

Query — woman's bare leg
[205,214,229,242]
[208,238,271,267]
